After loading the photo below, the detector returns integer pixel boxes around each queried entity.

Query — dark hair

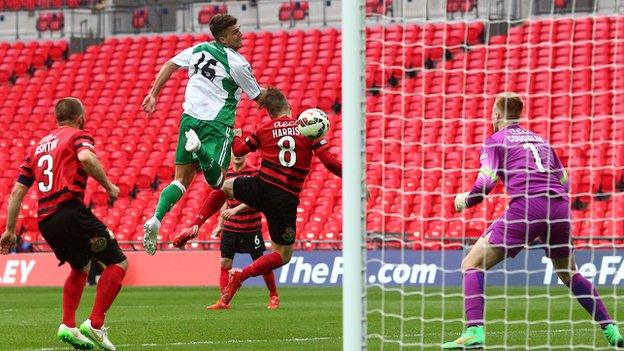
[495,92,523,120]
[55,97,84,124]
[258,87,289,117]
[210,14,238,41]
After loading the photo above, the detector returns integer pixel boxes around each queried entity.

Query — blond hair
[495,92,523,120]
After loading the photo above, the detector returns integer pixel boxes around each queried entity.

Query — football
[297,108,330,140]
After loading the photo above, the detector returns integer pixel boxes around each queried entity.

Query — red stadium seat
[5,0,20,10]
[132,8,149,29]
[197,6,214,25]
[198,4,227,25]
[555,0,567,8]
[0,64,13,83]
[91,191,110,207]
[135,174,152,189]
[279,1,309,22]
[447,0,476,13]
[366,0,391,16]
[13,58,30,75]
[37,13,52,32]
[23,0,36,11]
[49,40,67,60]
[49,12,64,32]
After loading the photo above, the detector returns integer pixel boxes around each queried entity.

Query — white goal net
[358,0,624,350]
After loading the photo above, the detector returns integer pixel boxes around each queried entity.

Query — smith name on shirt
[35,136,59,155]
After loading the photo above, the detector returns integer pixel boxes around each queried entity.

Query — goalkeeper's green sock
[442,325,484,349]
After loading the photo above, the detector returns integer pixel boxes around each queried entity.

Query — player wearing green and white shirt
[141,14,264,255]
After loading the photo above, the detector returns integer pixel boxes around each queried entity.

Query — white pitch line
[10,328,598,351]
[10,336,334,351]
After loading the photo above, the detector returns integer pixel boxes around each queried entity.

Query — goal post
[342,0,367,349]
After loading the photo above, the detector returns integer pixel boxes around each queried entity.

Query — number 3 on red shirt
[37,154,54,192]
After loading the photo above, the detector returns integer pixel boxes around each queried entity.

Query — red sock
[192,190,228,227]
[263,271,278,296]
[241,252,284,281]
[63,269,87,328]
[90,265,126,329]
[219,267,229,293]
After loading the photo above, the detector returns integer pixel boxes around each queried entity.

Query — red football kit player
[173,87,341,305]
[177,153,280,310]
[0,98,126,351]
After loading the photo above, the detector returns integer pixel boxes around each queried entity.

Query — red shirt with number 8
[242,117,330,197]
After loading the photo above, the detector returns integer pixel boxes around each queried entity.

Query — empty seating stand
[365,0,392,17]
[198,4,228,26]
[36,12,65,36]
[446,0,478,18]
[0,17,622,250]
[132,8,149,30]
[555,0,568,8]
[2,0,84,11]
[279,1,309,24]
[0,40,66,83]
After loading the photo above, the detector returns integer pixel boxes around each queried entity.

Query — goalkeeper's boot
[221,268,243,304]
[603,323,624,347]
[173,225,199,248]
[57,324,94,350]
[184,129,201,153]
[442,325,484,349]
[143,216,160,256]
[79,319,116,351]
[206,298,231,310]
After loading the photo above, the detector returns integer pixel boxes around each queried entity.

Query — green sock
[154,181,185,221]
[195,148,223,187]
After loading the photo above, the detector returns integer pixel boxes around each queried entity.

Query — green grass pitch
[0,286,622,350]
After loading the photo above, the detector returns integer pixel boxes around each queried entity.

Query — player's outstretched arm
[453,192,470,213]
[456,139,500,212]
[0,182,29,254]
[78,149,119,200]
[142,60,181,114]
[316,148,342,178]
[455,168,498,213]
[316,148,369,199]
[232,130,257,157]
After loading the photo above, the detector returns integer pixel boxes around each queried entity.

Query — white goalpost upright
[342,0,367,349]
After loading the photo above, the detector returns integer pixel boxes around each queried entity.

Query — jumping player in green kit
[140,14,264,255]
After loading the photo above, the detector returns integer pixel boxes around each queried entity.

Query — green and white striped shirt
[171,41,261,126]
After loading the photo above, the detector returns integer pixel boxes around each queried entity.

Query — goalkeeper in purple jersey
[443,92,624,349]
